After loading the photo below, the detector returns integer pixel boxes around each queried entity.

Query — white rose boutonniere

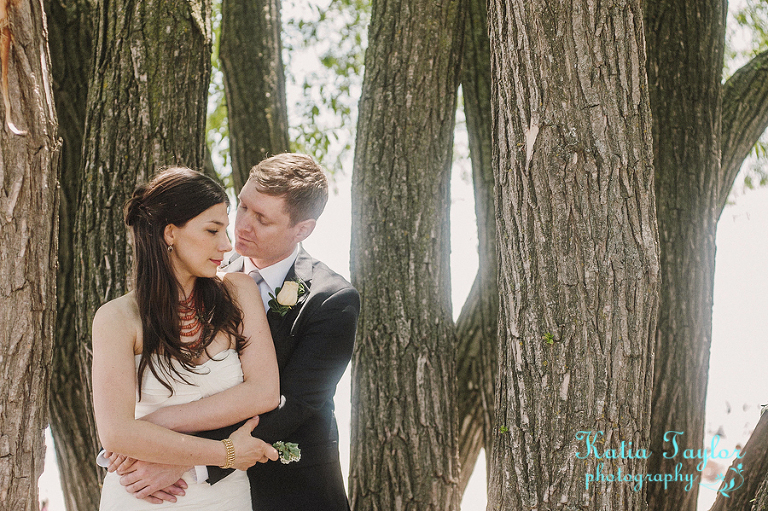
[268,280,305,316]
[276,281,300,306]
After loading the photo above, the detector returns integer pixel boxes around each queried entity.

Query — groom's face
[235,179,311,268]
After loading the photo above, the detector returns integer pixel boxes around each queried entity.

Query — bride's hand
[105,451,137,474]
[227,416,279,470]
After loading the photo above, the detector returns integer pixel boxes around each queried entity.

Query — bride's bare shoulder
[92,293,142,357]
[93,291,140,329]
[221,272,260,297]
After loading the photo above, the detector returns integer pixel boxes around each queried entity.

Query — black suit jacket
[201,248,359,510]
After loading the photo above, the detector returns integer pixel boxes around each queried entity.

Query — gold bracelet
[221,439,236,469]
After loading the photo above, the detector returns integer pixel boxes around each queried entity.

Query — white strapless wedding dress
[99,349,252,511]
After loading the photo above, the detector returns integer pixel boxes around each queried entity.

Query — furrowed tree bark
[220,0,289,190]
[644,0,725,508]
[349,0,465,508]
[718,49,768,216]
[708,412,768,511]
[0,0,60,509]
[43,1,102,508]
[486,0,659,508]
[455,0,496,494]
[75,0,211,442]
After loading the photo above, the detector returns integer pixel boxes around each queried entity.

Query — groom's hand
[119,460,189,502]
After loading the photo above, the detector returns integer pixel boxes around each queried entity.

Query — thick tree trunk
[644,0,725,509]
[43,1,103,509]
[0,0,60,509]
[220,0,289,190]
[719,49,768,216]
[348,0,464,508]
[708,412,768,511]
[75,0,211,446]
[455,0,496,494]
[486,0,659,509]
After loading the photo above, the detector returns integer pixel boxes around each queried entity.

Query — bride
[93,167,279,510]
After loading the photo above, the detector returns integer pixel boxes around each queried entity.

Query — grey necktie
[249,269,264,287]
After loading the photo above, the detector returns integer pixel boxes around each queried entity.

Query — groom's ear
[292,218,316,243]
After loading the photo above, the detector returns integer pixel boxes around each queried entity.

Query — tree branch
[719,49,768,216]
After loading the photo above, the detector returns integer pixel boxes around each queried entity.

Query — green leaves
[283,0,370,172]
[732,0,768,58]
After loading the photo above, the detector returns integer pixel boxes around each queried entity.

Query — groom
[120,153,359,510]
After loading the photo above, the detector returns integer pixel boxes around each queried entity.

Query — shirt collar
[242,244,300,292]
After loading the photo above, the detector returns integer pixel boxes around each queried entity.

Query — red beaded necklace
[179,291,206,358]
[179,291,202,336]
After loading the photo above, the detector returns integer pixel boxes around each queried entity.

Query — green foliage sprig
[273,441,301,464]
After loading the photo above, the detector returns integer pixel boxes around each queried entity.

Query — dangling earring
[167,245,174,252]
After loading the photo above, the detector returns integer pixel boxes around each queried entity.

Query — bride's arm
[92,297,274,468]
[138,274,280,434]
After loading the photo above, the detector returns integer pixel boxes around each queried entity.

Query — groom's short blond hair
[247,153,329,225]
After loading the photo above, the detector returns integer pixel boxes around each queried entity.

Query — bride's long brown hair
[125,167,246,398]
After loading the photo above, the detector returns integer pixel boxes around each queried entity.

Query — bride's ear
[163,224,176,248]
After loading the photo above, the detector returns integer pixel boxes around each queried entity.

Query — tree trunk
[43,1,103,509]
[486,0,659,508]
[74,0,211,449]
[644,0,725,509]
[455,0,496,494]
[0,0,60,508]
[220,0,289,191]
[708,412,768,511]
[348,0,465,508]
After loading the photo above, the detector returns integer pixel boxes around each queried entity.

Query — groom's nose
[234,213,251,236]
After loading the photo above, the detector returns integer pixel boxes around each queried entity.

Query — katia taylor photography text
[574,430,746,495]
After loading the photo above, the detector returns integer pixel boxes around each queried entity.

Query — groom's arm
[203,285,360,484]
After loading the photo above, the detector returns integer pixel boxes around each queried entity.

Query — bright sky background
[37,1,768,509]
